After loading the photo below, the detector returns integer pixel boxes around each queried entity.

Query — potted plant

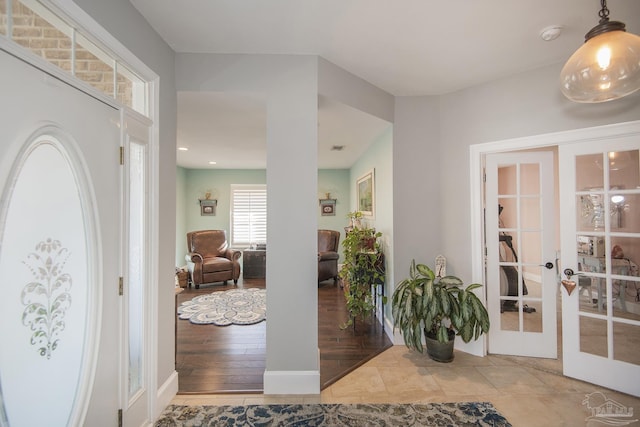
[346,210,364,229]
[391,260,490,362]
[339,214,384,329]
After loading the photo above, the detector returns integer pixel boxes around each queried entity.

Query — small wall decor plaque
[319,198,336,216]
[199,199,217,216]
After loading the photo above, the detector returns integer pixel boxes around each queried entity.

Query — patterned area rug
[155,402,511,426]
[177,288,266,325]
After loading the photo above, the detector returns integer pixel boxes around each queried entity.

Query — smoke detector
[540,25,563,41]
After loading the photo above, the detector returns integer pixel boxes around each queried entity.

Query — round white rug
[177,288,266,325]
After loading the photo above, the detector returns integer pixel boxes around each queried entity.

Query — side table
[243,249,266,279]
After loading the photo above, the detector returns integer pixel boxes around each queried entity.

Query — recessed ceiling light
[178,147,189,151]
[208,161,217,165]
[331,145,345,151]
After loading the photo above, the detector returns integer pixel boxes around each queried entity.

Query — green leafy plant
[391,260,490,353]
[339,214,385,328]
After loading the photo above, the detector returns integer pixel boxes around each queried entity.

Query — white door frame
[470,120,640,357]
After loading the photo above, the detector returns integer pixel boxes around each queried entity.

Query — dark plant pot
[424,329,455,363]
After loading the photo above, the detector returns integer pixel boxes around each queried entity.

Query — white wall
[392,96,442,281]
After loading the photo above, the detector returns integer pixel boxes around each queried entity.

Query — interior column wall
[175,53,321,393]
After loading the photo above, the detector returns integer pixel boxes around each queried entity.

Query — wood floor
[175,278,392,394]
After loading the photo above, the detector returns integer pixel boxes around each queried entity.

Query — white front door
[0,50,121,425]
[485,151,558,358]
[559,138,640,397]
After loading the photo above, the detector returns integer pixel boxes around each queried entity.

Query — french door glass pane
[580,315,607,358]
[520,231,542,266]
[497,165,516,195]
[576,154,604,190]
[521,197,541,229]
[610,194,639,232]
[613,321,640,364]
[523,304,542,333]
[520,163,540,195]
[608,150,639,190]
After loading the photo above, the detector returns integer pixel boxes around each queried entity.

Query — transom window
[0,0,147,115]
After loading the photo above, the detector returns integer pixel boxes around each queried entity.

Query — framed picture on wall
[199,199,217,216]
[319,198,336,216]
[356,169,375,217]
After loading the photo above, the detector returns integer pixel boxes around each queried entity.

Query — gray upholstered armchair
[318,229,340,284]
[185,230,241,289]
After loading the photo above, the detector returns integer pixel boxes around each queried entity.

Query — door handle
[540,262,554,270]
[561,267,576,296]
[563,268,585,279]
[561,268,584,296]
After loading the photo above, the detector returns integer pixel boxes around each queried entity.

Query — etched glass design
[21,238,72,359]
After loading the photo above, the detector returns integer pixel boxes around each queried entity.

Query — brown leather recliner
[318,229,340,284]
[185,230,241,289]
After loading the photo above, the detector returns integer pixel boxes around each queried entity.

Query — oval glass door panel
[0,135,96,426]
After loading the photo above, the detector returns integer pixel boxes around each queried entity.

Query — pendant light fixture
[560,0,640,103]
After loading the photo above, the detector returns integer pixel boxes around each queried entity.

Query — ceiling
[176,92,392,169]
[130,0,640,169]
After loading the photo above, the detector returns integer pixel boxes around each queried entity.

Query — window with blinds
[230,184,267,247]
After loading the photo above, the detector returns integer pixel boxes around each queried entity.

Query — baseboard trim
[155,370,179,419]
[263,370,320,395]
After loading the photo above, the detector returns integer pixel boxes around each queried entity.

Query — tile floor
[170,346,640,426]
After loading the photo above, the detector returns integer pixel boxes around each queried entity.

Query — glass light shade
[560,30,640,103]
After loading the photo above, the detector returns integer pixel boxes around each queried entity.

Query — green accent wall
[175,168,352,264]
[349,127,394,320]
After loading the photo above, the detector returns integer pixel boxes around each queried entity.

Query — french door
[0,49,121,425]
[485,151,558,358]
[559,137,640,397]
